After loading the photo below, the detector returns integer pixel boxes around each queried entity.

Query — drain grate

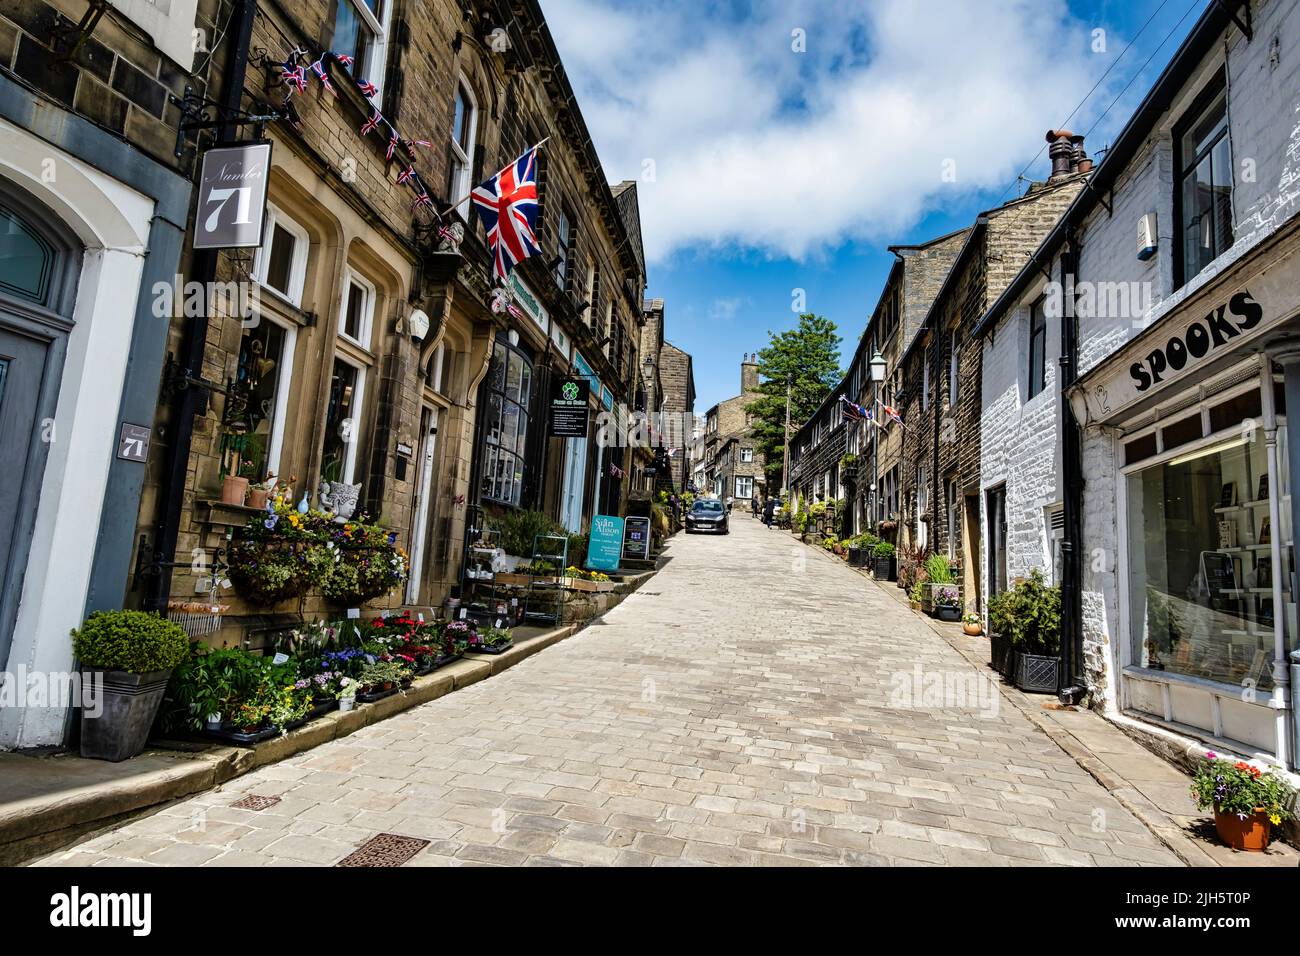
[230,793,282,811]
[336,833,430,867]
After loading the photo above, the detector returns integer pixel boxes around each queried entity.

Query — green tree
[745,313,842,489]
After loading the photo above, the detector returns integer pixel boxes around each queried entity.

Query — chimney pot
[1046,129,1075,180]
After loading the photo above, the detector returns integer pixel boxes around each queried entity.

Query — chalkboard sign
[622,516,651,560]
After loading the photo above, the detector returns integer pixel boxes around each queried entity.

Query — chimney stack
[741,353,759,392]
[1046,129,1074,180]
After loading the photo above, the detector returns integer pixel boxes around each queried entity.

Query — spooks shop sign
[1073,247,1300,425]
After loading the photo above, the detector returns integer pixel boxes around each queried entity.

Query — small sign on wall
[193,142,273,249]
[116,422,151,462]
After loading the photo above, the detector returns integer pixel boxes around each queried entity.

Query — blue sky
[543,0,1211,412]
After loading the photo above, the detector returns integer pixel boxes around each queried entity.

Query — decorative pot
[221,475,249,506]
[1013,651,1061,693]
[204,713,223,731]
[989,633,1014,676]
[963,621,983,636]
[339,697,356,712]
[936,605,961,622]
[909,600,921,611]
[247,488,270,511]
[79,668,173,762]
[1212,807,1272,851]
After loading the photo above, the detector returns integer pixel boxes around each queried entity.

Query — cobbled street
[35,517,1180,867]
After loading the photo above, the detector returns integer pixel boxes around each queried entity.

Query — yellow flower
[1270,813,1281,825]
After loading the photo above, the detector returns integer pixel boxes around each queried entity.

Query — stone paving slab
[31,519,1184,867]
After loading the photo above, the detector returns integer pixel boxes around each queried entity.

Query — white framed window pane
[500,401,519,453]
[506,351,523,402]
[343,281,364,340]
[264,222,295,295]
[322,359,361,483]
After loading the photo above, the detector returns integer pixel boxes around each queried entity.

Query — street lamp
[869,348,886,383]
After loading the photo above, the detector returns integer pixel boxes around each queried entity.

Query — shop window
[1160,413,1203,452]
[1124,432,1158,466]
[254,207,309,307]
[322,358,365,483]
[338,271,375,348]
[1126,433,1291,688]
[447,78,477,216]
[220,317,296,480]
[333,0,392,98]
[1175,74,1233,287]
[1208,388,1262,435]
[480,340,532,507]
[554,205,572,290]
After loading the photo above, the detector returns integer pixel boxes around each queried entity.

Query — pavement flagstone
[32,517,1183,867]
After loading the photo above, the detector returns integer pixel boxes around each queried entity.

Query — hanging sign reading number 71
[193,142,272,249]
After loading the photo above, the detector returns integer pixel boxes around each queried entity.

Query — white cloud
[542,0,1127,265]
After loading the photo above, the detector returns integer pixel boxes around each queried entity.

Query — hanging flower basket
[226,539,321,605]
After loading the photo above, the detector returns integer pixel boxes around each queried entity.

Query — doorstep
[854,562,1300,867]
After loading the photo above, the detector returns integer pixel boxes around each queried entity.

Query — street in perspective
[0,0,1298,933]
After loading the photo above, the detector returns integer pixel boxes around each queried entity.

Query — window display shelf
[1214,494,1289,515]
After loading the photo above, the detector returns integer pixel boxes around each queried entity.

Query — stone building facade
[702,355,766,502]
[658,340,695,491]
[89,0,651,661]
[897,167,1085,610]
[0,0,197,749]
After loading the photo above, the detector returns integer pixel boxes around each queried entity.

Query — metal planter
[79,669,172,761]
[1014,652,1061,693]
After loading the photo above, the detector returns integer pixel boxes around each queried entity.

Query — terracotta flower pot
[221,475,249,505]
[247,488,270,511]
[1213,807,1273,851]
[963,622,983,636]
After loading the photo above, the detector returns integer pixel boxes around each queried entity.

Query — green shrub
[489,508,567,558]
[872,540,895,559]
[71,610,189,674]
[923,554,955,584]
[987,569,1061,655]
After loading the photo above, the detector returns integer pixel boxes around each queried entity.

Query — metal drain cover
[230,794,281,811]
[336,833,430,867]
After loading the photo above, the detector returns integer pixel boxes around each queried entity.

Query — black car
[685,499,729,534]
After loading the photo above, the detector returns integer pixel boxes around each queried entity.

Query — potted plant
[337,677,358,711]
[934,585,962,621]
[221,461,256,506]
[962,612,983,636]
[246,474,276,511]
[908,580,925,611]
[871,541,896,581]
[922,555,957,614]
[991,569,1062,692]
[1190,752,1295,851]
[71,610,189,761]
[467,626,514,655]
[986,589,1016,677]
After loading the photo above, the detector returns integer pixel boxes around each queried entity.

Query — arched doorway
[0,188,80,667]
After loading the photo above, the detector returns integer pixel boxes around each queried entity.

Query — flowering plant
[1190,752,1295,824]
[337,677,357,700]
[471,626,512,648]
[442,619,474,654]
[565,566,610,582]
[936,585,962,608]
[357,660,412,690]
[962,612,982,625]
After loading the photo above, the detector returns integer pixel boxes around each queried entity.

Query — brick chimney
[1046,129,1075,180]
[741,353,759,393]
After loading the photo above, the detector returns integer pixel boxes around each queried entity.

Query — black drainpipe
[930,322,941,555]
[145,0,258,611]
[1058,226,1086,704]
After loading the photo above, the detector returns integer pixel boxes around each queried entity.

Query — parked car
[685,499,729,534]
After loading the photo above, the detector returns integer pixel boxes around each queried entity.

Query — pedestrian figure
[763,496,776,528]
[751,495,760,518]
[726,495,734,514]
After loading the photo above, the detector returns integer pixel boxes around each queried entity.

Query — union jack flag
[280,62,307,94]
[385,131,400,161]
[878,399,904,427]
[333,53,354,67]
[470,145,542,281]
[360,110,383,137]
[309,59,336,97]
[408,139,434,149]
[395,165,416,186]
[840,396,869,421]
[411,187,433,211]
[356,79,378,98]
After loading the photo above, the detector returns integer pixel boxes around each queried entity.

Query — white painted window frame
[253,205,310,308]
[337,268,376,350]
[449,76,478,215]
[333,355,367,485]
